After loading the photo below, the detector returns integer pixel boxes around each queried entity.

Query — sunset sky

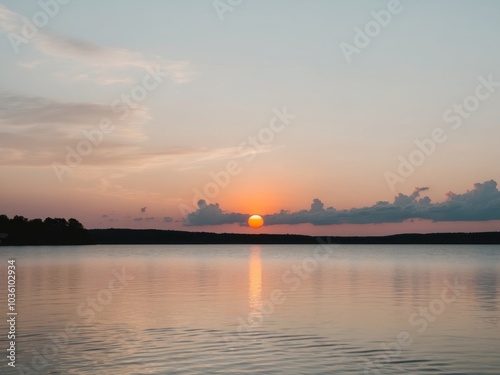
[1,0,500,235]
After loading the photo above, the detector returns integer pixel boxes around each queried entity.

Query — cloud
[184,181,500,226]
[163,216,173,223]
[0,92,150,167]
[18,60,45,69]
[0,93,271,170]
[0,93,148,132]
[0,4,198,84]
[0,93,149,149]
[140,207,147,213]
[185,200,247,226]
[133,216,154,222]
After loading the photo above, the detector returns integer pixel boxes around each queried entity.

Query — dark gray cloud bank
[186,200,246,226]
[185,180,500,226]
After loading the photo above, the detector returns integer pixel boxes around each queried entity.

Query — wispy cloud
[0,4,198,84]
[0,93,149,167]
[0,93,148,132]
[0,93,274,169]
[185,181,500,226]
[18,60,46,69]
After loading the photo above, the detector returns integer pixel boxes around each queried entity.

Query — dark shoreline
[88,229,500,245]
[2,224,500,246]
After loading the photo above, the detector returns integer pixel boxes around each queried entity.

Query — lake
[1,244,499,374]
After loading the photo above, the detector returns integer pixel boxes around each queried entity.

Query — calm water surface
[0,244,499,374]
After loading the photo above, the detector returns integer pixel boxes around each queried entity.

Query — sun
[248,215,264,229]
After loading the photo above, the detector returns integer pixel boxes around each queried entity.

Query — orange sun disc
[248,215,264,229]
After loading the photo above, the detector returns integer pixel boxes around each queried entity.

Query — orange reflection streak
[249,245,262,317]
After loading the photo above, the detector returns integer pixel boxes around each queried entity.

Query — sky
[1,0,500,235]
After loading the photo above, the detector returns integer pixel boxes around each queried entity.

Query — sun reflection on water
[248,245,262,323]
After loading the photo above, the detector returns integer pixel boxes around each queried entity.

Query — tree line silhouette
[0,215,93,245]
